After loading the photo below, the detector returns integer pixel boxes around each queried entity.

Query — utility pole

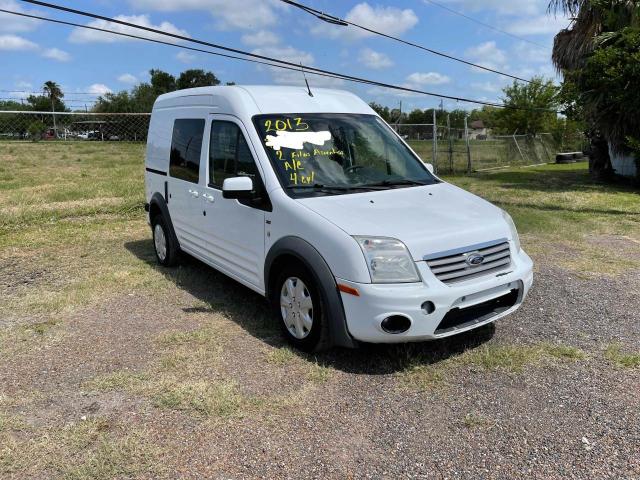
[464,115,471,173]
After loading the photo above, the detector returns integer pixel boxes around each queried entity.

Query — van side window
[169,119,205,183]
[209,121,260,188]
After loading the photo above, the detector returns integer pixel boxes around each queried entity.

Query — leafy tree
[492,77,559,135]
[176,69,220,90]
[368,102,392,122]
[550,0,640,179]
[0,100,29,111]
[149,69,176,95]
[27,120,46,141]
[94,68,228,113]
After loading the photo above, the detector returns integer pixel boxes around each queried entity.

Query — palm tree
[42,81,63,103]
[550,1,639,71]
[549,1,640,177]
[42,81,63,136]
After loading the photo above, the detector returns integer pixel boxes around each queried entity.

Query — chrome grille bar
[425,240,512,285]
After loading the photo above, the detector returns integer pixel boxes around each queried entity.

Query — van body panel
[297,183,510,261]
[144,85,534,348]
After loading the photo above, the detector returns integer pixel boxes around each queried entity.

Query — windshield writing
[253,113,437,194]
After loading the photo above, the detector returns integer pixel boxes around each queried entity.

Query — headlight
[354,236,420,283]
[501,210,521,252]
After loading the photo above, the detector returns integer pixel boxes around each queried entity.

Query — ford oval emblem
[466,254,485,266]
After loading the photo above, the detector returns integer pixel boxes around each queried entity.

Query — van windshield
[253,114,438,196]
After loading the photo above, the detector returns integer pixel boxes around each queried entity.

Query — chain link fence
[0,111,150,142]
[392,123,577,174]
[1,111,582,174]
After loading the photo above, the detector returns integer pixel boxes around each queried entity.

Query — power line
[9,5,511,109]
[422,0,550,50]
[8,4,554,112]
[279,0,533,83]
[0,89,102,96]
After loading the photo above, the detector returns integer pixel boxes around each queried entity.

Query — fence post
[50,97,58,139]
[464,115,471,173]
[538,133,552,163]
[432,109,437,173]
[513,133,526,163]
[447,113,453,173]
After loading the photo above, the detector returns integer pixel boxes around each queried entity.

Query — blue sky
[0,0,568,111]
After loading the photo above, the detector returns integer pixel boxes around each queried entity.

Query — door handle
[188,189,199,198]
[202,193,215,203]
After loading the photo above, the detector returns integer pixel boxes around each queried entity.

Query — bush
[27,120,46,142]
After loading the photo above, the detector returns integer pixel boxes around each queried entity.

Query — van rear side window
[169,119,205,183]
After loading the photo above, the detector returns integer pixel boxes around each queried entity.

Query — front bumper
[337,244,534,343]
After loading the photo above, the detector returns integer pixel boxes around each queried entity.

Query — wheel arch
[149,192,180,249]
[265,236,357,349]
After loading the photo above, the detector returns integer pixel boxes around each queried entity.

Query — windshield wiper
[363,179,430,188]
[285,183,385,192]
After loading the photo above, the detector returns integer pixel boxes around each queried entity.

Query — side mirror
[425,163,435,174]
[222,176,254,199]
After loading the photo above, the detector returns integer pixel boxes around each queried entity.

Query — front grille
[425,240,511,284]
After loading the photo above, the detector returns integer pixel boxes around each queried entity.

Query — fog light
[380,315,411,334]
[421,301,435,314]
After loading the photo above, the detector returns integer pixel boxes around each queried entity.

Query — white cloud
[175,51,196,64]
[250,45,344,87]
[69,14,189,44]
[358,48,393,69]
[42,48,71,62]
[512,42,550,64]
[470,81,501,93]
[87,84,112,95]
[128,0,285,30]
[406,72,451,86]
[506,15,569,36]
[312,3,418,40]
[432,0,543,16]
[241,30,279,47]
[252,45,314,67]
[0,34,38,50]
[0,0,41,33]
[465,41,508,72]
[118,73,138,84]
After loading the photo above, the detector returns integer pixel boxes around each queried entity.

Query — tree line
[369,76,580,148]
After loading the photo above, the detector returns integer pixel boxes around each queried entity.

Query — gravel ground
[1,243,639,479]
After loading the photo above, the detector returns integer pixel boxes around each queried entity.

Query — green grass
[401,342,586,391]
[604,343,640,368]
[0,416,163,478]
[265,346,296,365]
[0,142,637,477]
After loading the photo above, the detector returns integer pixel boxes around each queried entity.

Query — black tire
[556,153,575,164]
[271,263,331,352]
[151,214,179,267]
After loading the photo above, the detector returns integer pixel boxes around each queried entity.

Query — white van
[144,86,533,351]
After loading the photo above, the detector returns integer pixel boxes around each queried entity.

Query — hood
[297,183,510,260]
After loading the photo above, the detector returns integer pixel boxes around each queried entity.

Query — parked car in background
[144,86,533,351]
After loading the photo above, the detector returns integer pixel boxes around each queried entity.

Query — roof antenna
[300,62,313,97]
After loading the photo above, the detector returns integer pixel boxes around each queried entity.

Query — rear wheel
[271,264,331,352]
[152,214,179,267]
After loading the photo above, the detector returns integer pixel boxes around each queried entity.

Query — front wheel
[152,215,179,267]
[271,265,331,352]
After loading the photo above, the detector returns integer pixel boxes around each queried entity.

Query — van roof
[153,85,374,116]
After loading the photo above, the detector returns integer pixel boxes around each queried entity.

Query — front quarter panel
[266,189,370,284]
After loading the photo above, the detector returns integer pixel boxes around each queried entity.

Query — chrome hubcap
[280,277,313,339]
[154,223,167,262]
